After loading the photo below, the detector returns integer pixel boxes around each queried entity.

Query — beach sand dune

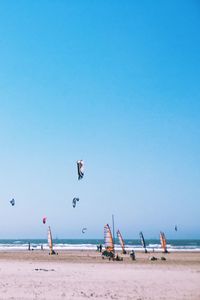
[0,251,199,299]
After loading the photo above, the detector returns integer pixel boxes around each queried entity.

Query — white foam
[0,242,200,252]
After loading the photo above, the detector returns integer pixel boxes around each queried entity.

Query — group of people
[97,244,102,252]
[27,241,136,260]
[28,242,44,251]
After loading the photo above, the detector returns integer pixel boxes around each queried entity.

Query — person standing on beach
[99,244,102,252]
[130,250,135,260]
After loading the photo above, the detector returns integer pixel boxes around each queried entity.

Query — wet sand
[0,250,199,299]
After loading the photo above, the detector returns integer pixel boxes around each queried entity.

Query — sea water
[0,239,200,252]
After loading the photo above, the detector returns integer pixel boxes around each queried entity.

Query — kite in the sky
[10,198,15,206]
[175,225,178,231]
[43,217,47,224]
[72,197,79,208]
[77,160,84,180]
[82,228,87,234]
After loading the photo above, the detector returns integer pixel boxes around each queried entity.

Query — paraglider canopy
[72,197,79,208]
[10,198,15,206]
[82,228,87,234]
[77,160,84,180]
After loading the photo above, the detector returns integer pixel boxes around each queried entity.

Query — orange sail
[160,231,167,253]
[104,224,114,252]
[117,229,126,254]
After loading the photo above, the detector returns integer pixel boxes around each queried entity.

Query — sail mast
[112,214,115,254]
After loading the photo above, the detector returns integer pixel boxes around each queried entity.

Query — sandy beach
[0,250,199,299]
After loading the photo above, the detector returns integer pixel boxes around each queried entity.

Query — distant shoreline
[0,238,200,252]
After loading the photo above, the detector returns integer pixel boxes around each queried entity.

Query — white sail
[117,229,126,253]
[48,226,53,254]
[104,224,114,252]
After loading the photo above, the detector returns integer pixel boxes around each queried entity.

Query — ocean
[0,239,200,252]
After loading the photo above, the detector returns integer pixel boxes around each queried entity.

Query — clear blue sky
[0,0,199,239]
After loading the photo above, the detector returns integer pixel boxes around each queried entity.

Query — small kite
[10,198,15,206]
[72,197,79,208]
[77,160,84,180]
[175,225,178,231]
[43,217,47,224]
[82,228,87,234]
